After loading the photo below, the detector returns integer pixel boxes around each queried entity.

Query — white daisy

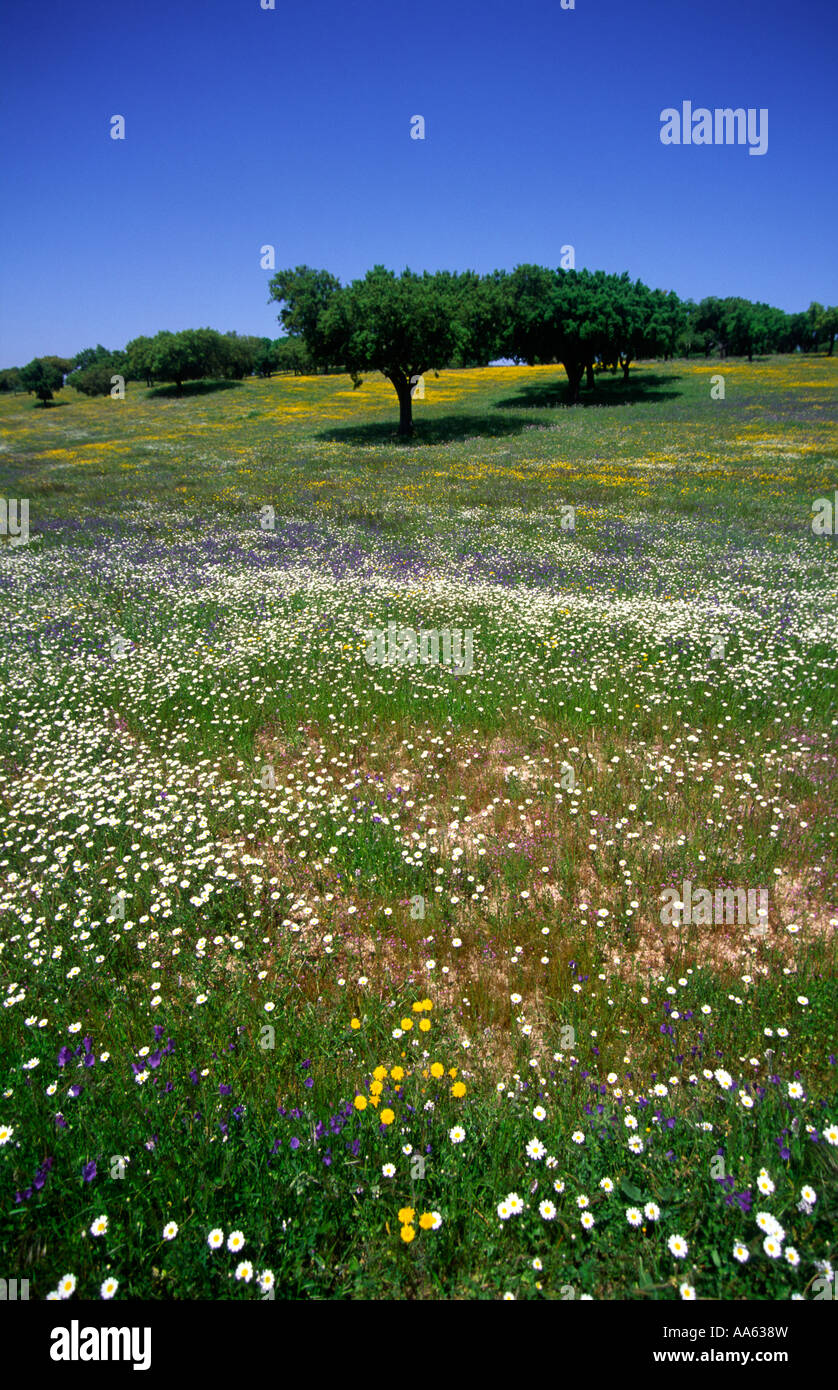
[756,1211,780,1235]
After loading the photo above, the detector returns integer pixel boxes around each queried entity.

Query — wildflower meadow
[0,356,836,1305]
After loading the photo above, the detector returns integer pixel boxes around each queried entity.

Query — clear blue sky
[1,0,836,364]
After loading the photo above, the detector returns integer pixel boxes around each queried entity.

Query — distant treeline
[0,331,311,404]
[2,264,836,435]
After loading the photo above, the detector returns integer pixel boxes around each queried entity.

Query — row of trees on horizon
[2,265,836,435]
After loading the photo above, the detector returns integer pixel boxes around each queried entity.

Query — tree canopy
[6,266,833,424]
[19,357,69,405]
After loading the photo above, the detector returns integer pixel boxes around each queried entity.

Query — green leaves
[19,356,67,403]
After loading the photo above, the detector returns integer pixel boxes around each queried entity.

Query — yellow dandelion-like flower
[380,1108,395,1125]
[353,1095,367,1111]
[390,1066,405,1081]
[430,1063,444,1078]
[400,1225,416,1243]
[373,1066,387,1082]
[400,1018,413,1030]
[451,1081,466,1098]
[398,1207,415,1224]
[419,1019,431,1032]
[350,1018,361,1030]
[419,1212,435,1230]
[448,1067,458,1079]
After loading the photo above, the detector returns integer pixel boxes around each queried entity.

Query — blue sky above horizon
[1,0,836,364]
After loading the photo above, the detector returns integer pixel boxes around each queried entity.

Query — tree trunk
[564,360,583,405]
[621,355,631,382]
[387,371,414,436]
[585,362,595,390]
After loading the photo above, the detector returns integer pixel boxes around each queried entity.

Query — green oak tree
[267,266,342,374]
[0,367,23,392]
[19,357,68,405]
[125,335,156,386]
[148,329,228,393]
[69,365,118,396]
[278,265,463,435]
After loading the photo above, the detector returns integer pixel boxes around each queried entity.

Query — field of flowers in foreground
[0,357,836,1299]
